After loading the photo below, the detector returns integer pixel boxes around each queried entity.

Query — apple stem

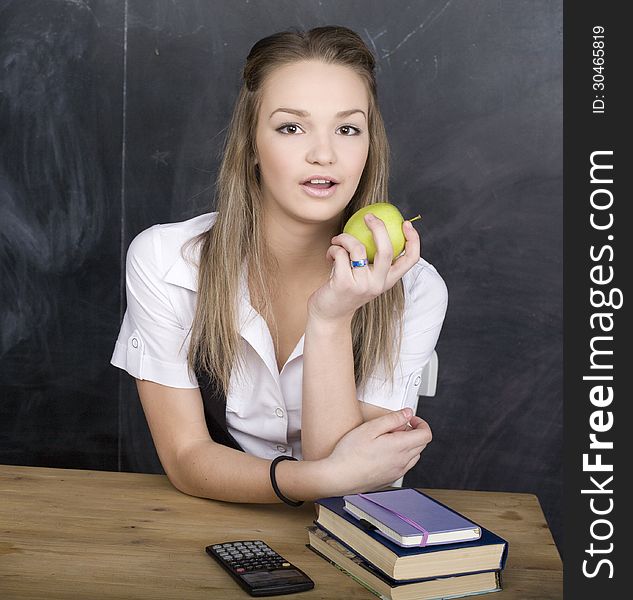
[406,214,422,223]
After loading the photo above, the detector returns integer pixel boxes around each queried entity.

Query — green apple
[342,202,421,262]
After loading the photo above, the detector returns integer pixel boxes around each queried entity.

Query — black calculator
[205,540,314,597]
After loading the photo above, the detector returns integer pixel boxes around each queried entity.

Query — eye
[337,125,362,136]
[276,123,304,135]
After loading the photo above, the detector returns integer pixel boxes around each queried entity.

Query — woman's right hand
[322,408,433,495]
[307,215,421,324]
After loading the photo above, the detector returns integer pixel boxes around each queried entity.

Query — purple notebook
[343,489,482,548]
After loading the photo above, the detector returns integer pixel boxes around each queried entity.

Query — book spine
[305,544,383,599]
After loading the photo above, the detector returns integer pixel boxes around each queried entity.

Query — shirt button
[276,445,287,453]
[132,338,139,349]
[274,407,284,418]
[414,375,421,387]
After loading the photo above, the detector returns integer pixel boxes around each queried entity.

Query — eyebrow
[269,107,367,120]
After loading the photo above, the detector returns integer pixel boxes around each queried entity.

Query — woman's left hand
[307,214,421,323]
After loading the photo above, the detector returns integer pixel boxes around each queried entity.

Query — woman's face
[254,60,370,225]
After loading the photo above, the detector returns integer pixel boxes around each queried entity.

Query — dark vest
[196,369,244,452]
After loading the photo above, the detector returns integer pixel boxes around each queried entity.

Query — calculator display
[242,570,310,585]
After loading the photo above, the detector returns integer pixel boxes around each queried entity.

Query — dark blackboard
[0,0,562,552]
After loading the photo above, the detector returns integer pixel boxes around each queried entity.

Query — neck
[261,209,341,284]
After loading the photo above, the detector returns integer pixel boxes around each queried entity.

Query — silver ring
[350,258,369,268]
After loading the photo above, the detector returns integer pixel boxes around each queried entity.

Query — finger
[412,419,432,444]
[389,423,432,450]
[419,420,432,445]
[403,452,421,474]
[391,421,409,432]
[394,415,421,432]
[390,220,421,273]
[330,232,369,262]
[385,220,421,288]
[364,408,413,438]
[328,245,355,284]
[407,416,424,428]
[405,438,430,459]
[410,416,431,434]
[363,214,394,278]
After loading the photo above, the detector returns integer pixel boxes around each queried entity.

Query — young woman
[111,26,448,506]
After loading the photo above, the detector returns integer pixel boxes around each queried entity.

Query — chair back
[391,350,439,488]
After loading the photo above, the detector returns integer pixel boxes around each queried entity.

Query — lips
[300,181,339,198]
[299,174,340,198]
[300,175,340,185]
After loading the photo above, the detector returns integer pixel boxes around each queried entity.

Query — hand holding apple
[306,203,421,323]
[342,202,421,263]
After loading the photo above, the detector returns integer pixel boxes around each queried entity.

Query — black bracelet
[270,455,304,507]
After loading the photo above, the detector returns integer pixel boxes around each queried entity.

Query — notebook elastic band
[357,493,429,546]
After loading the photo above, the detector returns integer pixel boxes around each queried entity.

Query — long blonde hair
[188,26,405,397]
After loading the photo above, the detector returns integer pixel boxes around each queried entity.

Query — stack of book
[308,489,508,600]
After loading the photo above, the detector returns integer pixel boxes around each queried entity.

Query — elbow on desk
[165,464,219,500]
[160,462,193,497]
[162,441,209,499]
[166,439,243,501]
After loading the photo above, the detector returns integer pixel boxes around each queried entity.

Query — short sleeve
[358,260,448,411]
[110,226,198,388]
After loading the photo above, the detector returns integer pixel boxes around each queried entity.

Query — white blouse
[111,212,448,460]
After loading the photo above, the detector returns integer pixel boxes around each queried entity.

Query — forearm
[301,313,363,461]
[173,440,333,502]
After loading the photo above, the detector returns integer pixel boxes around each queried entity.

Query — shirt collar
[236,266,305,376]
[163,248,198,292]
[163,250,303,382]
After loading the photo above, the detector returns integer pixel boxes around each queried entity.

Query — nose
[305,132,336,165]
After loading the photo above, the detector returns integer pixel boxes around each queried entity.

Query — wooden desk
[0,465,562,599]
